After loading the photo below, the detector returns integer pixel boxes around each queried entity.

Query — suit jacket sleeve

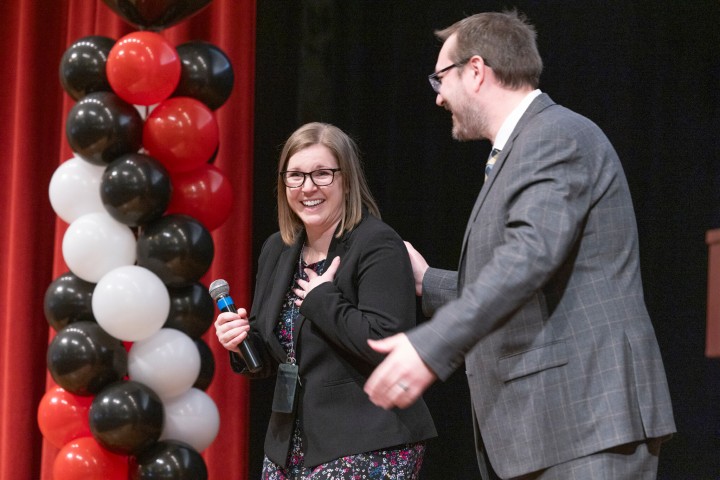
[409,120,594,380]
[421,267,458,317]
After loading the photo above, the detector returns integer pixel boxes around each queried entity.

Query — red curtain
[0,0,256,478]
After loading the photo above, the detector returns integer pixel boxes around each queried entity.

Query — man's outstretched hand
[364,333,437,409]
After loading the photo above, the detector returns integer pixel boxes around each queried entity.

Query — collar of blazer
[486,93,556,188]
[477,93,555,199]
[460,93,556,256]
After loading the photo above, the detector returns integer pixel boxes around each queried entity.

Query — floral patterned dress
[261,256,426,480]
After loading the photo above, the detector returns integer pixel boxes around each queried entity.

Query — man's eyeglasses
[280,168,341,188]
[427,57,490,94]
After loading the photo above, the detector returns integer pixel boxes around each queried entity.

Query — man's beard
[449,92,489,141]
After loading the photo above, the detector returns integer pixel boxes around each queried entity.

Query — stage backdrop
[251,1,720,479]
[2,1,720,479]
[0,0,255,478]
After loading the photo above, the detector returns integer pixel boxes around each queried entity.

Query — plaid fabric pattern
[408,93,675,479]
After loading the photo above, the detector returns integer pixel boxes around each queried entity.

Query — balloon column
[42,1,234,478]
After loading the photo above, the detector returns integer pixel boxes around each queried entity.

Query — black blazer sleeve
[228,233,289,379]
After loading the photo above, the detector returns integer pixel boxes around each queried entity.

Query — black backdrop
[250,1,720,478]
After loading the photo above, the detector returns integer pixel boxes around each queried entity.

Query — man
[364,10,675,480]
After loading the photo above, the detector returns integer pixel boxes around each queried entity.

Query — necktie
[485,147,501,181]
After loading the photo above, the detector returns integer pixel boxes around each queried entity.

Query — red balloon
[106,31,180,106]
[167,164,233,231]
[53,437,129,480]
[143,97,219,173]
[37,387,93,449]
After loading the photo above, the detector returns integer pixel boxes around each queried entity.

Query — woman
[215,122,436,479]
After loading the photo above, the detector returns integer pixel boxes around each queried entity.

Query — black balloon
[101,0,212,31]
[165,282,214,339]
[173,41,234,110]
[101,153,172,227]
[89,380,164,456]
[59,36,115,101]
[66,91,143,166]
[136,214,214,287]
[47,321,128,396]
[130,440,208,480]
[193,338,215,391]
[44,271,96,331]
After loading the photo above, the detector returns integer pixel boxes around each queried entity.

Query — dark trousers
[473,413,662,479]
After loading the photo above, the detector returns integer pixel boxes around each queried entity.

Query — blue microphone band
[217,296,234,311]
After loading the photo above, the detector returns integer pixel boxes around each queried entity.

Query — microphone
[209,279,262,373]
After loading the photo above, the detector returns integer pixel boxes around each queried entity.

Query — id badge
[272,363,299,413]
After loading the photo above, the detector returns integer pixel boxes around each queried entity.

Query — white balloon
[49,154,107,224]
[160,388,220,452]
[62,212,136,283]
[128,328,201,399]
[93,266,169,341]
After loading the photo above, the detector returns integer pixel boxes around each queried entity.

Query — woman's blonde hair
[277,122,380,245]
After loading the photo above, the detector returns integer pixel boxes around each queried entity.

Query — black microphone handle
[218,299,263,373]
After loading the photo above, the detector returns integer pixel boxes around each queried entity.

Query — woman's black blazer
[229,212,437,467]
